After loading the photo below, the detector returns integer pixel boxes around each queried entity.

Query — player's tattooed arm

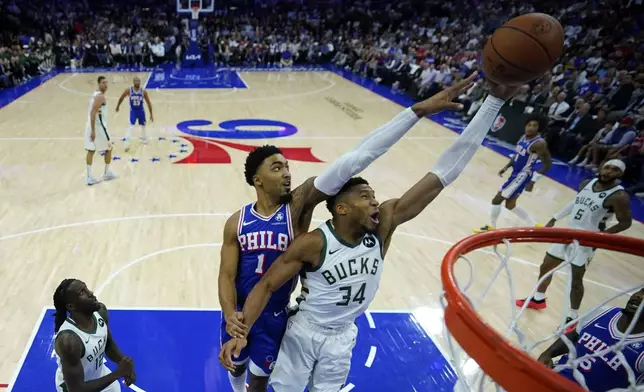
[218,211,246,338]
[537,330,580,368]
[97,303,137,386]
[603,191,633,234]
[55,331,133,392]
[115,88,129,112]
[532,140,553,175]
[241,230,322,332]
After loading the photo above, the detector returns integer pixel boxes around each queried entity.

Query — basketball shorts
[220,307,288,377]
[56,364,120,392]
[84,124,112,152]
[500,170,532,199]
[269,311,357,392]
[129,110,146,126]
[547,243,595,267]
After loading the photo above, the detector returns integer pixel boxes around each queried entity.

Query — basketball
[482,13,564,86]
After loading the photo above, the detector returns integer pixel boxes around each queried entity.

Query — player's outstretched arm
[375,82,521,249]
[98,303,136,386]
[529,140,553,183]
[55,331,133,392]
[241,230,322,331]
[115,88,129,112]
[604,191,632,234]
[218,211,246,337]
[546,179,592,227]
[537,330,579,368]
[288,73,479,232]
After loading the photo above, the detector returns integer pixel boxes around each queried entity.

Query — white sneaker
[568,156,579,164]
[103,172,118,181]
[576,159,588,167]
[87,177,100,186]
[635,192,644,198]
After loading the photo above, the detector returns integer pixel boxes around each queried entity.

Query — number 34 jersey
[298,220,384,328]
[568,178,623,231]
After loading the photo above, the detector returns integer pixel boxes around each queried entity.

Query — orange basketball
[482,13,564,86]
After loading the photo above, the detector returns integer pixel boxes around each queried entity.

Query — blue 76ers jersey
[129,86,144,111]
[236,202,296,312]
[511,135,542,174]
[556,307,644,390]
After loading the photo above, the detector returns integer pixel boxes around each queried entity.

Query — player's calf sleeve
[228,371,246,392]
[490,204,502,228]
[431,96,505,186]
[313,108,421,195]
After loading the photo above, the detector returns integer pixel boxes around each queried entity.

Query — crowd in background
[1,0,643,194]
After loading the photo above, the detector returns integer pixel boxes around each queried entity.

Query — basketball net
[191,6,200,20]
[440,228,644,391]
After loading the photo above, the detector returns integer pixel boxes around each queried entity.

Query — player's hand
[115,106,119,112]
[219,338,248,372]
[537,353,553,369]
[545,218,556,228]
[226,311,248,339]
[498,168,506,177]
[115,356,134,378]
[90,131,96,142]
[411,71,478,117]
[525,181,535,192]
[486,79,522,101]
[150,114,154,122]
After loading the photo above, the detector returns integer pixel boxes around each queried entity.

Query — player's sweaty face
[348,185,379,232]
[257,154,291,197]
[625,290,644,314]
[598,165,622,183]
[68,281,100,314]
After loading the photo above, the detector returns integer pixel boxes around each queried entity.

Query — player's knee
[230,364,247,377]
[492,194,504,205]
[505,199,516,209]
[248,373,269,391]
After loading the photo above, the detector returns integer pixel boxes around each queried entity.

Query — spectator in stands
[548,92,571,121]
[584,116,637,171]
[553,102,598,159]
[570,120,616,166]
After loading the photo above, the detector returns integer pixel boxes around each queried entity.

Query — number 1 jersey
[236,202,296,312]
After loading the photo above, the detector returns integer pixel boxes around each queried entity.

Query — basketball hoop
[441,228,644,391]
[191,5,200,20]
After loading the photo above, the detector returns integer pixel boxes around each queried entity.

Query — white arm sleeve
[313,107,421,195]
[430,96,505,186]
[553,200,575,220]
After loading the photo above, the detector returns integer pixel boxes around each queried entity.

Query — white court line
[0,213,627,293]
[236,71,250,89]
[365,311,376,329]
[339,383,355,392]
[57,71,337,104]
[0,135,455,141]
[95,243,221,296]
[142,71,152,90]
[6,307,47,392]
[365,346,377,368]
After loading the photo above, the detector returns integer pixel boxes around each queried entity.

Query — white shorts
[269,311,357,392]
[56,364,121,392]
[84,125,112,152]
[547,243,595,267]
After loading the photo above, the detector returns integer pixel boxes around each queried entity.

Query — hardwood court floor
[0,70,642,385]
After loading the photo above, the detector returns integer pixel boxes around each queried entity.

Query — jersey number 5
[574,209,584,220]
[337,283,367,306]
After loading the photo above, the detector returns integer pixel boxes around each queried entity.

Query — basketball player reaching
[85,76,117,186]
[516,160,632,327]
[218,73,480,392]
[220,82,520,392]
[53,279,136,391]
[115,76,154,152]
[476,115,552,232]
[537,289,644,390]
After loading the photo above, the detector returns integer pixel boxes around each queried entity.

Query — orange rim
[441,227,644,391]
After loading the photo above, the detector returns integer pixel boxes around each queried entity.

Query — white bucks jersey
[298,220,384,328]
[86,91,108,131]
[55,312,108,383]
[568,178,623,231]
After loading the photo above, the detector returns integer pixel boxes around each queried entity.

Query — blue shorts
[220,307,288,376]
[499,170,532,199]
[130,110,146,126]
